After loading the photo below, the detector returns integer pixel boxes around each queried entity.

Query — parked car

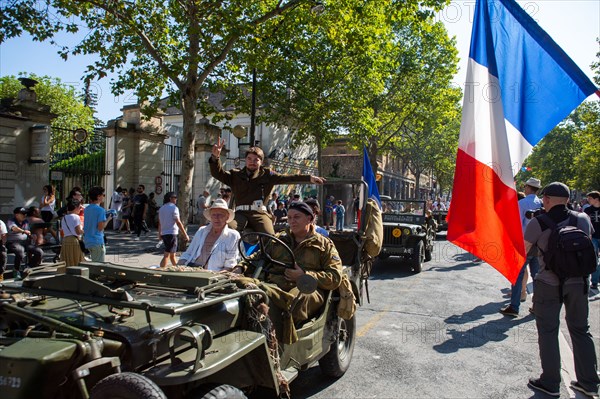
[377,197,436,272]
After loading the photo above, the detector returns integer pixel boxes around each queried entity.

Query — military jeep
[0,181,378,399]
[377,198,436,272]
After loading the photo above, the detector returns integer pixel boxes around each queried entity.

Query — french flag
[447,0,598,284]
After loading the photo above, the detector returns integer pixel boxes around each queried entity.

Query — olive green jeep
[0,183,378,399]
[377,198,436,272]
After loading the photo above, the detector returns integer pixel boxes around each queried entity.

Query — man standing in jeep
[209,138,325,234]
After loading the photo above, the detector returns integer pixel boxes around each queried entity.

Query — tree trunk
[178,91,198,234]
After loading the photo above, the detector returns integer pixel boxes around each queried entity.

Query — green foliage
[516,101,600,192]
[0,74,95,138]
[50,150,105,173]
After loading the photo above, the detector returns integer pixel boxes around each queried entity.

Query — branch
[86,0,184,90]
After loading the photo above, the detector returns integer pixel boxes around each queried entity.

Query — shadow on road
[369,258,415,280]
[433,301,535,354]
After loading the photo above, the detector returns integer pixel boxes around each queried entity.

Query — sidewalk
[104,224,202,268]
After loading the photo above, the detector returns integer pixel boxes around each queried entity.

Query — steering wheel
[238,232,296,276]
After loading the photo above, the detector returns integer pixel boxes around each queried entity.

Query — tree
[0,74,95,140]
[2,0,459,224]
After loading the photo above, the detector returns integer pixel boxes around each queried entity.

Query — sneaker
[500,305,519,317]
[133,237,140,241]
[570,381,599,397]
[528,378,559,398]
[591,284,599,290]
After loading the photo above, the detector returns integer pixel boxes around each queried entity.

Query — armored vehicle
[0,180,379,399]
[377,198,436,272]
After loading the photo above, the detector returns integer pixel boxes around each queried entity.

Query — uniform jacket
[243,225,343,292]
[209,156,311,206]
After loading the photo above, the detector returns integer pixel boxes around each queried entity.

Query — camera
[525,208,545,219]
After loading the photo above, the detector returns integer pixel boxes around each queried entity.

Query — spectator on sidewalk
[6,207,43,275]
[500,177,542,317]
[196,190,210,225]
[147,192,159,228]
[83,186,113,262]
[132,184,149,240]
[60,200,85,266]
[584,190,600,290]
[119,188,132,233]
[110,186,123,230]
[525,182,600,398]
[178,199,240,272]
[335,200,346,231]
[158,192,189,268]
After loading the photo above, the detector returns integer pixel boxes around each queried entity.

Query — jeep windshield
[381,200,426,224]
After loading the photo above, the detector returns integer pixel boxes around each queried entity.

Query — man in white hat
[178,199,240,272]
[500,177,542,317]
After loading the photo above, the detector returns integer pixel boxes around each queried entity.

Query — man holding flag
[358,147,382,229]
[446,0,599,396]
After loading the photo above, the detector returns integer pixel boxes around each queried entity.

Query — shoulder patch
[332,255,341,261]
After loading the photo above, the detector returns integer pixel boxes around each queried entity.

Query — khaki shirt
[209,156,311,206]
[242,226,343,292]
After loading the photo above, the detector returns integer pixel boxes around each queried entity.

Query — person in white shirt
[158,192,189,268]
[178,199,240,272]
[60,200,85,266]
[110,186,123,230]
[196,190,210,225]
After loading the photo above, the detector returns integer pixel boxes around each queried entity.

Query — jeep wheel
[189,384,247,399]
[319,315,356,377]
[90,372,166,399]
[412,240,424,273]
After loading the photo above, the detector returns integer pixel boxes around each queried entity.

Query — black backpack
[538,212,597,291]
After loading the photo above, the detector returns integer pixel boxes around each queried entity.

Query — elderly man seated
[178,199,240,272]
[232,201,343,343]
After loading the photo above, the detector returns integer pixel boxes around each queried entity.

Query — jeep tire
[412,240,424,273]
[319,315,356,377]
[90,372,166,399]
[189,384,247,399]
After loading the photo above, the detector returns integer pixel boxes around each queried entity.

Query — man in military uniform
[232,201,342,342]
[209,138,325,234]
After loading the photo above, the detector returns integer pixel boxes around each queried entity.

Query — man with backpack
[524,182,600,398]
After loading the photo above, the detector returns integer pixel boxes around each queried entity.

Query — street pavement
[35,227,600,398]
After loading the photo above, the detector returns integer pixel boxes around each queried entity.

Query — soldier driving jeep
[232,201,343,343]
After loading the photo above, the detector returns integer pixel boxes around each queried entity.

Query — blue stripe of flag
[469,0,597,147]
[363,147,381,209]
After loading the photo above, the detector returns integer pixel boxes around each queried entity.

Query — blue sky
[1,0,598,124]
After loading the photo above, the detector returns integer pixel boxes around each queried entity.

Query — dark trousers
[0,243,6,274]
[6,241,43,270]
[230,211,275,235]
[533,280,600,392]
[134,213,149,237]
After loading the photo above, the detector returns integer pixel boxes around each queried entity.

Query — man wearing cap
[178,199,240,272]
[501,177,542,317]
[210,139,325,235]
[6,207,43,275]
[234,201,342,343]
[524,182,600,398]
[158,192,189,268]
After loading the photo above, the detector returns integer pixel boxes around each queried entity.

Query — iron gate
[49,127,108,203]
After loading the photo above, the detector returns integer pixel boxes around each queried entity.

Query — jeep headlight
[403,228,411,236]
[392,228,402,238]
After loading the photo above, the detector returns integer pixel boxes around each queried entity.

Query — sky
[1,0,598,125]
